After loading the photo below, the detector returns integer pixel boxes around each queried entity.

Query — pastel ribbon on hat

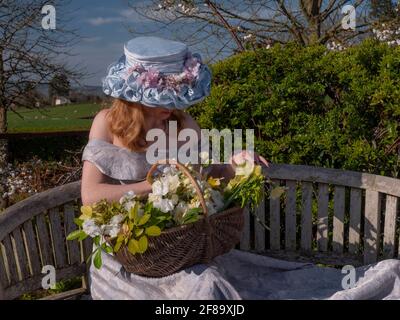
[102,36,212,109]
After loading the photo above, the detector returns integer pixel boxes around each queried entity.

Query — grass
[7,103,104,133]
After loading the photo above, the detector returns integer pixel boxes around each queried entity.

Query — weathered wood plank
[0,181,81,241]
[4,264,86,300]
[22,220,41,275]
[301,182,313,251]
[264,164,400,198]
[383,195,398,258]
[240,207,251,251]
[254,190,266,252]
[35,213,54,267]
[349,188,362,254]
[40,287,87,300]
[11,228,30,279]
[364,190,381,264]
[285,180,297,251]
[269,180,281,251]
[2,236,19,284]
[64,204,80,265]
[0,246,9,288]
[48,208,68,268]
[333,186,345,253]
[317,183,329,252]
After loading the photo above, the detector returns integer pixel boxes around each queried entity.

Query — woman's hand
[229,150,269,174]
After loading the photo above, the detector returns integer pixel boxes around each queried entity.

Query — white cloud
[87,17,124,26]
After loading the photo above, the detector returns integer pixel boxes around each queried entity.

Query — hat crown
[124,36,189,73]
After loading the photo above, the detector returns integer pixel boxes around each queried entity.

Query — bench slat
[64,204,80,264]
[269,179,281,251]
[254,190,266,252]
[285,180,297,251]
[240,207,251,250]
[301,182,313,251]
[383,195,398,258]
[36,213,54,266]
[11,228,30,279]
[349,188,362,254]
[49,208,68,268]
[317,183,329,252]
[2,235,19,284]
[364,190,381,264]
[23,220,42,275]
[0,246,9,288]
[333,186,345,253]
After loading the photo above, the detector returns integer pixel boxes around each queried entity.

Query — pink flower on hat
[137,67,160,88]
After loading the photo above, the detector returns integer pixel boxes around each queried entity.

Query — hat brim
[102,54,212,110]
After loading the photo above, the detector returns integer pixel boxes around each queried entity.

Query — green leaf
[93,249,102,269]
[138,235,148,253]
[128,239,140,254]
[138,214,151,226]
[114,236,124,252]
[145,226,161,236]
[128,203,138,221]
[66,230,86,241]
[134,228,144,237]
[73,218,83,227]
[93,235,100,246]
[78,232,88,241]
[182,208,201,224]
[102,244,113,254]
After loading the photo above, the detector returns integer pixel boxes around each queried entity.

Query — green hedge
[190,39,400,177]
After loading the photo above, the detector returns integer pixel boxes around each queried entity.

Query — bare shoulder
[89,108,113,142]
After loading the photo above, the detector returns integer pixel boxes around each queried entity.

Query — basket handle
[146,159,209,217]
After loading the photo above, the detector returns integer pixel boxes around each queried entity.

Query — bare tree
[127,0,381,59]
[0,0,84,168]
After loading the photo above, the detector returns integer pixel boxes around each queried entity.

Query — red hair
[105,98,185,152]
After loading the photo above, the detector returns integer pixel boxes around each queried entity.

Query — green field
[7,103,104,133]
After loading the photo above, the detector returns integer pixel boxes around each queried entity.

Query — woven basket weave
[112,159,244,278]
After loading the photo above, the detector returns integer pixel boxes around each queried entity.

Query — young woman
[81,36,269,300]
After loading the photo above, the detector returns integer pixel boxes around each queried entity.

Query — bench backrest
[0,181,90,300]
[240,164,400,266]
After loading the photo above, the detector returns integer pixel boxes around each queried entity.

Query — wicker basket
[112,159,244,278]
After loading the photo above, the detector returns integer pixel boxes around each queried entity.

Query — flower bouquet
[67,157,266,277]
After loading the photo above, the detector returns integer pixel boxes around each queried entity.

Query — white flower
[165,175,180,193]
[82,219,101,237]
[122,200,137,212]
[103,224,120,238]
[152,197,175,213]
[119,191,136,205]
[110,214,124,225]
[152,180,169,196]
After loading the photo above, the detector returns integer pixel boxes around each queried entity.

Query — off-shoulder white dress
[82,139,400,300]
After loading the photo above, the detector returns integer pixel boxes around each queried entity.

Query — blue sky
[64,0,231,86]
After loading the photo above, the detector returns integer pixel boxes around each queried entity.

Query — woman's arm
[80,109,152,205]
[81,161,152,205]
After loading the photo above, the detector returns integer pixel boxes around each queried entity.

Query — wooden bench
[0,164,399,300]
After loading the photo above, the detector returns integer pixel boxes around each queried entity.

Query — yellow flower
[207,177,221,188]
[79,206,93,221]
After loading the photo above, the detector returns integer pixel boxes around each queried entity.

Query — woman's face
[143,105,173,121]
